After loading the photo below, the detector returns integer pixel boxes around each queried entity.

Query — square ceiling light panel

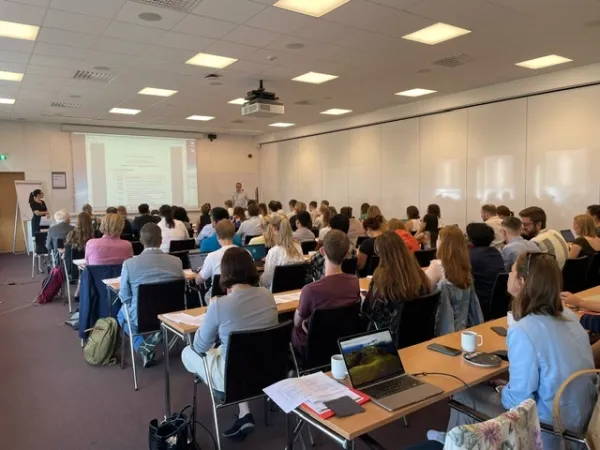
[402,23,470,45]
[292,72,338,84]
[186,115,215,121]
[395,88,436,97]
[269,122,295,127]
[0,98,16,104]
[515,54,572,69]
[320,108,352,115]
[0,71,24,82]
[110,108,141,115]
[186,52,238,69]
[274,0,350,17]
[228,98,248,105]
[0,21,39,41]
[138,87,178,97]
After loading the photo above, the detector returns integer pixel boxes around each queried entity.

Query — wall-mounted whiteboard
[15,180,43,221]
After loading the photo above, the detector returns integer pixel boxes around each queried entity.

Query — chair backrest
[341,258,358,275]
[393,291,441,349]
[414,248,437,267]
[137,279,187,333]
[79,264,123,338]
[244,235,261,245]
[586,252,600,289]
[366,256,380,276]
[211,274,227,297]
[304,302,362,370]
[131,241,144,256]
[169,238,196,253]
[223,321,294,404]
[311,227,319,238]
[64,243,85,281]
[356,236,368,247]
[271,263,309,294]
[562,256,589,293]
[300,240,318,254]
[120,233,134,242]
[56,238,65,249]
[169,250,191,270]
[34,232,48,255]
[487,273,510,321]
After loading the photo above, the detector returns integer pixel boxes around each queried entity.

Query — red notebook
[300,388,370,419]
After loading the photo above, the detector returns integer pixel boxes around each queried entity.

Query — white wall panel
[466,99,527,224]
[297,137,322,206]
[275,140,298,208]
[380,119,420,220]
[348,126,381,214]
[320,131,350,208]
[526,85,600,230]
[419,111,468,228]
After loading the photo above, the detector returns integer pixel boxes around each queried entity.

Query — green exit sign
[0,154,7,161]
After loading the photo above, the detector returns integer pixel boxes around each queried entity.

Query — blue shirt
[501,309,596,443]
[196,224,215,247]
[500,236,540,272]
[200,233,242,252]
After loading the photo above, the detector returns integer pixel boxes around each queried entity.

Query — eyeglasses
[525,252,555,276]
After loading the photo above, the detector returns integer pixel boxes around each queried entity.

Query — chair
[271,263,309,293]
[61,244,85,313]
[341,258,358,275]
[300,240,317,254]
[31,232,49,278]
[414,248,436,267]
[392,291,441,349]
[169,250,191,270]
[487,273,510,321]
[210,275,227,297]
[244,235,261,245]
[120,233,134,242]
[586,252,600,289]
[120,279,186,390]
[169,239,196,253]
[562,256,589,293]
[131,241,144,256]
[356,236,368,247]
[194,321,294,450]
[292,302,362,375]
[311,227,319,238]
[436,284,484,336]
[366,255,380,276]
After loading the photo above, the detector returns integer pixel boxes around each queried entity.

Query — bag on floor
[149,406,196,450]
[83,317,118,366]
[36,266,64,304]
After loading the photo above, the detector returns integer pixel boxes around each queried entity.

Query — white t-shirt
[158,218,189,253]
[485,215,504,249]
[260,242,304,288]
[236,216,263,242]
[200,244,237,281]
[318,226,331,241]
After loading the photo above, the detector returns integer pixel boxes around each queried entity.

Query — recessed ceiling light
[93,66,111,71]
[0,20,39,41]
[70,95,82,99]
[395,88,437,97]
[320,108,352,115]
[269,122,295,128]
[292,71,338,84]
[186,52,237,69]
[402,22,471,45]
[515,54,572,69]
[109,108,140,115]
[138,87,178,97]
[0,71,23,82]
[228,98,247,105]
[0,98,16,105]
[187,115,215,121]
[274,0,349,17]
[138,12,162,22]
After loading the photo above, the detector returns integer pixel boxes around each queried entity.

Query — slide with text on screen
[72,133,198,211]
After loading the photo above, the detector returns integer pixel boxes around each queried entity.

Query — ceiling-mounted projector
[241,80,284,118]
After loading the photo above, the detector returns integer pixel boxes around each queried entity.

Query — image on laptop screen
[244,244,267,261]
[560,229,575,243]
[340,330,405,388]
[188,252,208,270]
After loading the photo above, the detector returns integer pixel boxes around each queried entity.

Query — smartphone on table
[427,343,462,356]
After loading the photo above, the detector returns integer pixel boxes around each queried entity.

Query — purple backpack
[36,266,64,304]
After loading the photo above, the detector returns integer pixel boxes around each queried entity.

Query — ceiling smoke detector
[138,12,163,21]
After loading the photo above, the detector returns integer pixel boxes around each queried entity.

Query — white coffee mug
[507,311,516,327]
[308,251,317,258]
[331,354,347,380]
[461,331,484,353]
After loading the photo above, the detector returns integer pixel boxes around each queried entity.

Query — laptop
[188,252,209,272]
[244,244,267,262]
[338,329,443,411]
[560,229,575,243]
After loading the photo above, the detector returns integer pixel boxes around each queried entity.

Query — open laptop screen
[560,229,575,243]
[244,244,267,261]
[339,330,405,389]
[188,252,209,270]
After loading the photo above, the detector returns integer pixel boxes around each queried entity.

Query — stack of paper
[73,259,86,267]
[163,312,206,326]
[102,277,121,285]
[274,293,301,304]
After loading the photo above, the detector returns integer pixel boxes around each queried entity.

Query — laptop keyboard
[363,376,423,399]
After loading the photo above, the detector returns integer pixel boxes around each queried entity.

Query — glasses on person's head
[525,252,555,276]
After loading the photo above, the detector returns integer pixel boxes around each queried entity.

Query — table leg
[163,324,172,418]
[286,413,295,450]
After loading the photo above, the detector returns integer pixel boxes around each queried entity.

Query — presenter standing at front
[29,189,49,234]
[232,182,248,209]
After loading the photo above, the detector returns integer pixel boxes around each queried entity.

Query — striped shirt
[531,228,569,269]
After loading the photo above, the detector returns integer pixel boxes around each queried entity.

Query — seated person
[117,205,134,238]
[195,220,237,297]
[199,207,242,251]
[232,206,246,232]
[157,204,189,253]
[117,223,184,367]
[426,226,472,291]
[197,203,212,235]
[236,203,263,243]
[312,204,330,230]
[292,211,316,242]
[249,214,277,248]
[290,201,307,231]
[65,212,94,253]
[292,230,360,356]
[466,223,505,315]
[415,213,439,249]
[181,247,278,439]
[357,215,387,278]
[569,214,600,258]
[309,214,357,281]
[85,213,133,265]
[428,253,597,449]
[519,206,568,269]
[362,231,431,334]
[173,206,193,238]
[132,203,160,239]
[287,198,297,219]
[308,201,319,223]
[46,209,74,253]
[224,199,234,218]
[341,206,364,246]
[404,205,420,234]
[260,216,304,288]
[387,218,420,253]
[500,216,540,272]
[587,204,600,237]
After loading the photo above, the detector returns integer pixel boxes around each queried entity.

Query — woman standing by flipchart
[29,189,49,234]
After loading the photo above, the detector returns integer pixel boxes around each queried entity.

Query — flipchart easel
[13,180,43,255]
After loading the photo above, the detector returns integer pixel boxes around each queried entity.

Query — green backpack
[83,317,118,366]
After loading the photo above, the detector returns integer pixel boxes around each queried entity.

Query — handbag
[553,369,600,450]
[149,406,195,450]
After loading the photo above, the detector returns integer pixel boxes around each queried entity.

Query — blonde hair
[273,217,302,259]
[54,209,70,224]
[262,214,282,248]
[387,218,404,232]
[367,205,386,223]
[100,213,125,237]
[437,226,472,289]
[320,205,332,227]
[574,214,597,238]
[66,213,94,250]
[295,201,307,212]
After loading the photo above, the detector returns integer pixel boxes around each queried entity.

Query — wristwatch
[495,385,503,394]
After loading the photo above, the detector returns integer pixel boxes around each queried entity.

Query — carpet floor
[0,253,450,450]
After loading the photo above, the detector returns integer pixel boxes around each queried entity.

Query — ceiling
[1,0,600,135]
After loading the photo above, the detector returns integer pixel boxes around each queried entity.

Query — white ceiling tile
[223,25,282,47]
[249,0,277,4]
[0,60,26,72]
[158,32,214,52]
[21,73,69,88]
[245,6,317,33]
[85,50,132,66]
[9,0,50,6]
[113,1,187,30]
[172,14,238,39]
[322,0,397,27]
[34,42,90,59]
[0,36,35,53]
[289,20,357,44]
[333,28,408,52]
[361,9,435,38]
[93,36,154,56]
[103,21,167,44]
[191,0,266,24]
[0,0,47,25]
[204,41,259,59]
[44,9,111,34]
[0,50,30,63]
[49,0,127,19]
[29,53,81,68]
[26,64,73,77]
[225,59,274,75]
[37,28,99,48]
[143,45,196,63]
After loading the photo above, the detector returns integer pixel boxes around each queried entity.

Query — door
[0,172,25,253]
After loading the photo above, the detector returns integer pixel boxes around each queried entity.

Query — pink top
[85,235,133,266]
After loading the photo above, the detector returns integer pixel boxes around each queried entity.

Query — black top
[132,214,160,239]
[199,213,211,230]
[596,227,600,238]
[30,200,47,234]
[573,237,599,258]
[469,246,504,312]
[358,237,376,278]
